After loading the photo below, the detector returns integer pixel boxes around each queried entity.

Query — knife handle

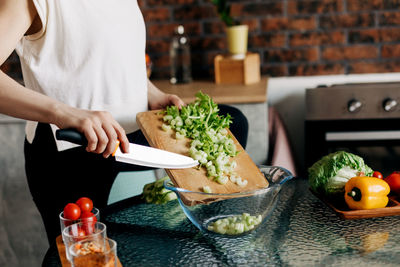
[55,129,88,146]
[55,128,121,156]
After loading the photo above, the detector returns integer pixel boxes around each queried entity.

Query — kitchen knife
[55,129,199,169]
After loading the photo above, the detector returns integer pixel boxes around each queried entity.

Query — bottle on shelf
[169,25,192,84]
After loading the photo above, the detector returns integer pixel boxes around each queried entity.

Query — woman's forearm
[0,70,63,124]
[147,79,164,101]
[0,71,130,156]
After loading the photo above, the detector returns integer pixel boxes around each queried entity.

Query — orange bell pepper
[344,176,390,210]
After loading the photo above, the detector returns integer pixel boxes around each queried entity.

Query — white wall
[267,73,400,175]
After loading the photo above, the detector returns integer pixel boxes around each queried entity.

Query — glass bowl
[164,165,293,237]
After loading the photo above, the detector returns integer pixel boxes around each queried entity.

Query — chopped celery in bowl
[164,166,293,237]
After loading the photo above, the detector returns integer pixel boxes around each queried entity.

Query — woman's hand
[147,80,184,110]
[54,105,130,158]
[149,93,184,110]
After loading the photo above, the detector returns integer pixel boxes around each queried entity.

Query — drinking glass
[68,237,117,267]
[59,207,100,234]
[62,221,107,261]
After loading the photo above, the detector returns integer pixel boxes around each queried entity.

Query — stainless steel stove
[305,82,400,176]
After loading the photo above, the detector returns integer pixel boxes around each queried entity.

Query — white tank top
[15,0,148,151]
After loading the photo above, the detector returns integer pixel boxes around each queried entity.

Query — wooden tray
[310,189,400,220]
[136,110,268,206]
[56,235,123,267]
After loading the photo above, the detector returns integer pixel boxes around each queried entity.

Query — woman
[0,0,248,244]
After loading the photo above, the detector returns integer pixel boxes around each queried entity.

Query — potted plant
[212,0,248,59]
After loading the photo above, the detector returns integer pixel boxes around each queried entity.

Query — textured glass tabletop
[43,178,400,266]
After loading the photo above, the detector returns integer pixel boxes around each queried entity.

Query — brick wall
[3,0,400,80]
[142,0,400,79]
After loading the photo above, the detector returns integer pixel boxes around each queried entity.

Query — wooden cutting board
[136,110,268,206]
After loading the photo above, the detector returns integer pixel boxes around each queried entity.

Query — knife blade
[55,129,199,169]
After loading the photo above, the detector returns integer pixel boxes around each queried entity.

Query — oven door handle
[326,130,400,141]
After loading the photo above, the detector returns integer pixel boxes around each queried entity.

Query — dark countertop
[43,178,400,266]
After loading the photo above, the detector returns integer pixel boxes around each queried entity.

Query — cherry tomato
[373,171,383,179]
[63,203,81,220]
[385,172,400,195]
[69,225,87,241]
[80,211,97,234]
[76,197,93,213]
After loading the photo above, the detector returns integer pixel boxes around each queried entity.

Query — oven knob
[383,98,398,112]
[348,99,362,113]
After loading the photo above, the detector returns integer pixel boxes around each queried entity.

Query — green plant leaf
[211,0,235,27]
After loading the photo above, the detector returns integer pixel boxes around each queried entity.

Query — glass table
[42,178,400,266]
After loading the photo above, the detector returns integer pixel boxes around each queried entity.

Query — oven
[305,82,400,176]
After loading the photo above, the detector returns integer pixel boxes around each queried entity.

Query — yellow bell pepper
[344,176,390,210]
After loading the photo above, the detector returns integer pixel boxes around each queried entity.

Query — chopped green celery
[185,118,192,125]
[175,132,185,139]
[191,139,203,148]
[175,117,183,127]
[230,161,237,169]
[236,177,248,187]
[234,223,245,234]
[206,165,217,177]
[220,128,228,135]
[164,192,177,201]
[207,213,262,235]
[161,123,171,132]
[229,175,237,183]
[160,188,169,194]
[178,129,187,136]
[215,224,227,234]
[199,157,208,164]
[163,92,241,185]
[216,175,228,184]
[203,185,212,193]
[189,147,197,156]
[163,115,173,122]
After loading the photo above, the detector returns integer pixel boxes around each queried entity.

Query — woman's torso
[16,0,148,150]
